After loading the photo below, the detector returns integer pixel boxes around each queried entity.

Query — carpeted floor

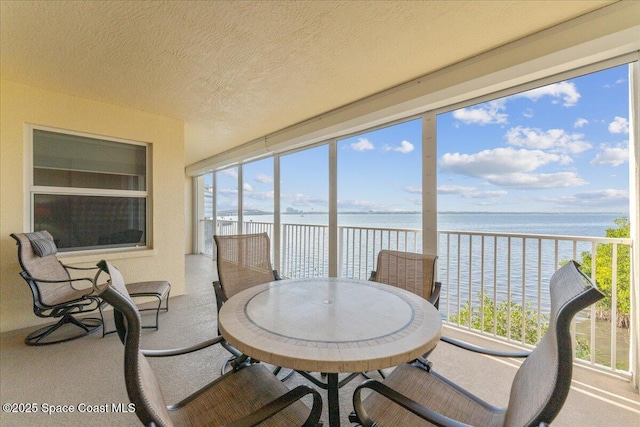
[0,254,638,426]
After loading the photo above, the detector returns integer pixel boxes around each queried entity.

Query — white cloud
[485,172,587,189]
[544,189,628,207]
[505,126,591,154]
[408,196,422,206]
[243,183,252,192]
[383,140,415,154]
[452,100,508,125]
[514,81,580,107]
[220,168,238,178]
[337,199,380,211]
[469,190,508,199]
[395,140,414,153]
[255,173,273,184]
[439,147,568,176]
[453,82,581,127]
[437,185,506,198]
[403,186,422,194]
[604,78,626,88]
[439,147,587,190]
[218,189,237,197]
[608,117,629,134]
[281,193,327,207]
[437,185,476,195]
[351,138,374,151]
[244,190,274,201]
[574,118,589,128]
[591,144,629,167]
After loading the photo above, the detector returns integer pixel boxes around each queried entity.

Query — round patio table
[218,277,442,427]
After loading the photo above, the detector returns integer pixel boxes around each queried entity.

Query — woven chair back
[214,233,277,299]
[12,231,73,306]
[374,250,437,301]
[504,261,604,426]
[94,261,174,427]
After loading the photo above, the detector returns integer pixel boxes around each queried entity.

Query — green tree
[452,293,548,345]
[578,217,630,328]
[451,294,598,360]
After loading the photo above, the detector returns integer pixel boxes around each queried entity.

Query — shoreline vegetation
[578,217,631,329]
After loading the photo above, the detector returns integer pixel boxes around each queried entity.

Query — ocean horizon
[230,211,628,238]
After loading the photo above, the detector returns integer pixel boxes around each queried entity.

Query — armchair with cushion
[11,230,171,345]
[10,231,103,345]
[94,260,322,427]
[351,260,604,426]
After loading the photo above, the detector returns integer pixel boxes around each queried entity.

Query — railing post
[338,227,344,278]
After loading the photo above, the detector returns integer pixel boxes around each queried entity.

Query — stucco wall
[0,80,186,333]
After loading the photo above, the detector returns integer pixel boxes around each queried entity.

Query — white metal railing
[338,226,422,280]
[282,223,329,278]
[201,219,633,376]
[438,229,633,376]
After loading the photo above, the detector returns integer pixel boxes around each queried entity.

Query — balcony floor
[1,254,638,426]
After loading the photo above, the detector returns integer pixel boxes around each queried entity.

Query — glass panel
[337,118,423,279]
[437,64,629,217]
[202,173,214,255]
[280,145,329,278]
[33,129,146,191]
[34,194,146,251]
[436,63,631,370]
[216,166,239,236]
[242,158,274,236]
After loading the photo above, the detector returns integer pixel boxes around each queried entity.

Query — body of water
[239,211,627,238]
[217,211,630,370]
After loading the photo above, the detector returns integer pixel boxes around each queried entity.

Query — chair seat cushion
[362,364,506,427]
[169,364,310,427]
[126,281,171,298]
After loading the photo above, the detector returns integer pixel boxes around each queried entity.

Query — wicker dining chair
[213,232,293,379]
[94,260,322,427]
[365,249,441,377]
[370,249,441,308]
[351,260,604,427]
[213,232,281,302]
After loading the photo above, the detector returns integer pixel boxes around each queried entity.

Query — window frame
[25,124,152,253]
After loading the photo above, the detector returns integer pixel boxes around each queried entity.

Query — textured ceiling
[0,0,614,166]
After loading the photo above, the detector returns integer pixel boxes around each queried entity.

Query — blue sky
[213,64,631,214]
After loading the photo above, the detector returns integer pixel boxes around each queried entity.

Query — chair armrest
[19,272,95,294]
[369,270,376,281]
[429,281,441,307]
[439,336,530,358]
[141,336,224,357]
[213,281,227,309]
[61,264,101,290]
[353,379,472,427]
[62,264,100,271]
[223,385,322,427]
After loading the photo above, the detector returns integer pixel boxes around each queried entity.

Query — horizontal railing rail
[201,218,633,376]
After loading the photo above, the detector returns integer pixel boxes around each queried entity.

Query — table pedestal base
[296,371,361,427]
